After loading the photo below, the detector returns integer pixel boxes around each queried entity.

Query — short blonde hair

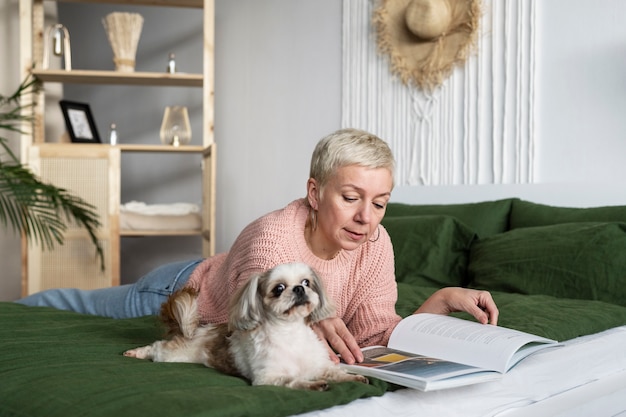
[309,128,396,190]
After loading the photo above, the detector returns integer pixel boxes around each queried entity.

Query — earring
[369,226,380,242]
[309,208,318,231]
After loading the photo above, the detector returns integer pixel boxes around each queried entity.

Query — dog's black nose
[294,285,305,296]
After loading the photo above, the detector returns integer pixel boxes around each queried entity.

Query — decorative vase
[160,106,191,146]
[43,24,72,70]
[102,12,144,72]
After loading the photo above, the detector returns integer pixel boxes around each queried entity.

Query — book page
[357,346,483,380]
[388,314,558,373]
[341,346,501,391]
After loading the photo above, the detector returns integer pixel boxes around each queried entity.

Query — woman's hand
[415,287,499,325]
[312,317,364,365]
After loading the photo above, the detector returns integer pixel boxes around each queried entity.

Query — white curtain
[342,0,537,186]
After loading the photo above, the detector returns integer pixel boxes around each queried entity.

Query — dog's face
[229,263,335,331]
[260,263,324,319]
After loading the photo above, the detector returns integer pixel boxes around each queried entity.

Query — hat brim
[374,0,481,91]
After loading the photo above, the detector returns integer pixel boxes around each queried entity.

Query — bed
[2,184,625,417]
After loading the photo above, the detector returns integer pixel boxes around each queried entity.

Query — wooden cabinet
[18,0,215,295]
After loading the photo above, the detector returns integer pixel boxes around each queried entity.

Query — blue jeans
[15,259,203,319]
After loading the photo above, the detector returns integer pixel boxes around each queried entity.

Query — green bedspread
[2,287,625,417]
[0,302,387,417]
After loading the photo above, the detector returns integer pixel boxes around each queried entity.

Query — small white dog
[124,262,368,391]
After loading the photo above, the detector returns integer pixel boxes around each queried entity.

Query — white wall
[2,0,625,300]
[213,0,342,253]
[535,0,626,183]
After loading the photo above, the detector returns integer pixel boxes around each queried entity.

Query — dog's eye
[273,283,286,296]
[301,279,310,287]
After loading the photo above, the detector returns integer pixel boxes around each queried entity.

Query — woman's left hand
[311,317,364,365]
[415,287,499,325]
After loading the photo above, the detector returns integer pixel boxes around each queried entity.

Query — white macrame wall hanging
[342,0,537,185]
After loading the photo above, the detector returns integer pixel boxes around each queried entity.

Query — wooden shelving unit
[19,0,215,295]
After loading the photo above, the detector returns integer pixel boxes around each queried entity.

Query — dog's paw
[290,380,329,391]
[123,348,140,358]
[323,368,369,385]
[123,345,152,360]
[352,374,369,384]
[123,349,137,358]
[308,381,330,391]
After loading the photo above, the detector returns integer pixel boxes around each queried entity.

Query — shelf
[120,229,202,237]
[57,0,203,8]
[119,144,213,158]
[32,69,203,87]
[34,143,208,153]
[117,144,206,153]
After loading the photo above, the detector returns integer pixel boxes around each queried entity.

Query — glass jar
[160,106,191,146]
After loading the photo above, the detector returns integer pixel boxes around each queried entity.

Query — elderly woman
[18,128,498,364]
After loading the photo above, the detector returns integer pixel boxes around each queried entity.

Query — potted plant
[0,75,103,269]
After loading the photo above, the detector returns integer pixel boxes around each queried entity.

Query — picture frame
[59,100,101,143]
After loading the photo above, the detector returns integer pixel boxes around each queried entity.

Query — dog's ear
[307,268,336,324]
[229,272,267,331]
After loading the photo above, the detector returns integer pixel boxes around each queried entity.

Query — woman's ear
[306,178,319,210]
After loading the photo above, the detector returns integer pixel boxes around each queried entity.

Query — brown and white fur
[124,262,368,391]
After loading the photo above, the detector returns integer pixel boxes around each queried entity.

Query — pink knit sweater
[185,198,402,347]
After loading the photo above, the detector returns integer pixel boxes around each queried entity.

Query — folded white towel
[120,201,200,216]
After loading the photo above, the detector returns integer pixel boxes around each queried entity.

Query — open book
[341,313,560,392]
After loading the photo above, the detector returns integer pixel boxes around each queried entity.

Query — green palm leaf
[1,74,104,270]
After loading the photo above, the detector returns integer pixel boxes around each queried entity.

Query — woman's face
[307,164,393,259]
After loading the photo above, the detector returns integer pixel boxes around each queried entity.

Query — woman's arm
[313,229,401,364]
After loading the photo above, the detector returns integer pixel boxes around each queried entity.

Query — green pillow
[395,285,626,341]
[468,222,626,306]
[510,199,626,229]
[382,215,477,288]
[481,291,626,341]
[385,199,514,238]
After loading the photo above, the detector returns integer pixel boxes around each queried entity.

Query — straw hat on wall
[373,0,481,91]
